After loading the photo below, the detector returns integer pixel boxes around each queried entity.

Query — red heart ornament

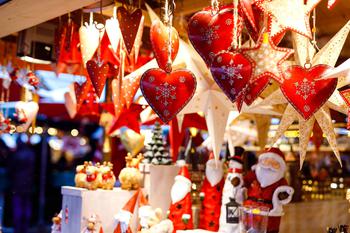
[236,75,270,111]
[140,69,197,123]
[188,8,243,66]
[86,60,109,97]
[150,20,179,72]
[210,51,252,103]
[244,76,270,106]
[281,65,337,120]
[74,79,90,107]
[117,7,143,54]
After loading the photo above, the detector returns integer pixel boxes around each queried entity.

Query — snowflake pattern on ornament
[201,25,220,45]
[294,78,316,100]
[155,82,177,107]
[219,58,244,83]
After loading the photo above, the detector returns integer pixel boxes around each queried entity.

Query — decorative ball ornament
[210,51,252,103]
[280,65,338,120]
[243,33,293,83]
[140,69,196,123]
[150,19,179,72]
[256,0,321,39]
[188,8,243,66]
[86,60,109,98]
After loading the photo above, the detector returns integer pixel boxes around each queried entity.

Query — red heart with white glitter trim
[245,76,270,106]
[150,20,179,72]
[140,69,196,123]
[188,8,243,66]
[281,65,337,120]
[210,51,252,103]
[86,60,109,97]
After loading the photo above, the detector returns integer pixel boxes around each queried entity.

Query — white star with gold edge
[253,20,350,167]
[243,33,293,82]
[177,41,281,160]
[145,4,280,160]
[257,0,321,38]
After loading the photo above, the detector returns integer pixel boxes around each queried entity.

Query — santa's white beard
[256,164,284,188]
[205,159,224,186]
[171,179,191,204]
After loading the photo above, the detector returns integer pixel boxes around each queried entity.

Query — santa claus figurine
[168,165,194,232]
[219,146,245,233]
[114,190,139,233]
[243,147,294,233]
[198,152,224,231]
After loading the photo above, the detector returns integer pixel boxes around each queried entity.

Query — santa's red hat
[259,147,286,170]
[114,190,139,233]
[123,190,139,213]
[175,165,191,186]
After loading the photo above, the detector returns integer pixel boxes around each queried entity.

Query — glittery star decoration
[111,72,142,119]
[177,41,281,160]
[107,103,144,135]
[257,0,321,38]
[243,33,293,82]
[255,20,350,167]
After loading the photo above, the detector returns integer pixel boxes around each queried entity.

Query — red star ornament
[256,0,321,38]
[243,33,293,83]
[107,104,143,135]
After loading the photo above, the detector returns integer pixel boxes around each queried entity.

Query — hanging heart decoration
[210,51,252,103]
[140,69,196,123]
[64,85,78,118]
[74,77,91,108]
[188,8,243,66]
[281,65,337,120]
[243,76,270,106]
[86,60,109,98]
[58,21,82,65]
[150,19,179,72]
[117,6,143,55]
[105,7,122,53]
[79,13,103,66]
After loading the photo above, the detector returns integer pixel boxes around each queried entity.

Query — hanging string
[311,8,319,51]
[211,0,219,15]
[95,1,106,66]
[232,0,239,50]
[164,0,175,72]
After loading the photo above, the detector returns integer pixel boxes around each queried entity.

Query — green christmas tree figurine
[143,122,172,165]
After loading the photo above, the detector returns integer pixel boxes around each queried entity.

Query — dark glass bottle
[339,225,349,233]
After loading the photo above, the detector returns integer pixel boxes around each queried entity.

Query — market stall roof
[0,0,99,38]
